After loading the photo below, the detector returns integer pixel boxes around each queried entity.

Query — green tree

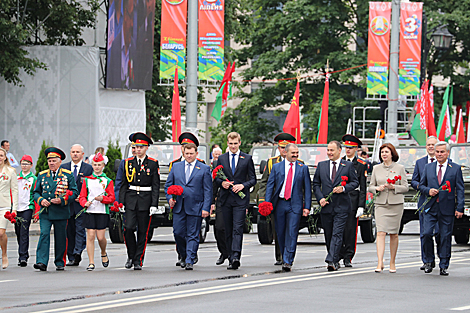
[104,140,122,181]
[36,140,52,174]
[0,0,99,85]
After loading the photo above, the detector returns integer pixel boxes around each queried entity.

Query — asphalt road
[1,221,470,312]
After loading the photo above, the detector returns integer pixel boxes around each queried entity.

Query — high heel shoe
[2,259,8,269]
[375,264,384,273]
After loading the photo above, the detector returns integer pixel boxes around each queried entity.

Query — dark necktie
[438,164,443,185]
[73,165,78,180]
[331,161,337,181]
[232,154,236,175]
[430,157,435,163]
[285,162,293,200]
[52,171,56,180]
[138,159,142,168]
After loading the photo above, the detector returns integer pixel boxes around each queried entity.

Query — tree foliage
[0,0,99,85]
[104,140,122,181]
[35,140,52,174]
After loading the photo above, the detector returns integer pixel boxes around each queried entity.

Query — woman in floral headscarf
[79,153,115,271]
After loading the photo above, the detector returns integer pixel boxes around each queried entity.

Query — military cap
[131,132,153,146]
[45,147,66,160]
[178,132,199,147]
[274,133,296,147]
[342,134,362,148]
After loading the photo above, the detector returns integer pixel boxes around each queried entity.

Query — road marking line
[32,257,470,313]
[0,280,17,283]
[451,305,470,311]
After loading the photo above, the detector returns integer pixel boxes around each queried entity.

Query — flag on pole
[453,104,462,135]
[426,82,437,137]
[283,80,301,144]
[455,106,466,143]
[222,62,236,118]
[437,85,453,141]
[317,73,330,144]
[171,67,181,142]
[411,82,427,145]
[419,80,428,130]
[211,83,226,122]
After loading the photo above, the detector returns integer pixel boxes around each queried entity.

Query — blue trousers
[423,203,454,269]
[14,210,32,261]
[36,218,67,267]
[274,199,302,265]
[173,209,202,264]
[419,209,440,263]
[321,211,349,263]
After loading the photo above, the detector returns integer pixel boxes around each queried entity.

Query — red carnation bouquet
[212,165,245,199]
[35,189,75,219]
[167,185,184,220]
[416,180,451,214]
[324,176,349,202]
[110,201,124,228]
[258,201,273,222]
[4,211,27,229]
[367,175,402,213]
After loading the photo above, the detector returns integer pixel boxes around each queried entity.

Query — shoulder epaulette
[197,158,206,164]
[126,156,135,161]
[61,168,72,174]
[39,169,49,175]
[147,157,158,162]
[357,158,367,165]
[297,158,305,164]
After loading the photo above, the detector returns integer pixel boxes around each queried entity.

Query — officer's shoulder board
[61,168,72,174]
[197,158,205,164]
[125,156,135,161]
[357,158,367,165]
[297,158,305,164]
[39,169,49,175]
[147,156,158,163]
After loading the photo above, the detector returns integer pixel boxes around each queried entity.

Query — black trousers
[339,191,359,262]
[214,203,228,258]
[222,196,246,261]
[15,210,32,261]
[124,207,152,266]
[321,211,349,263]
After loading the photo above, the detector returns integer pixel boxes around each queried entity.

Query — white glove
[119,205,125,213]
[149,206,158,216]
[356,207,364,218]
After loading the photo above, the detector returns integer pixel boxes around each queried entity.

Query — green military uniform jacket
[33,168,79,220]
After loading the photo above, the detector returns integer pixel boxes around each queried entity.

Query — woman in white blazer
[0,147,18,269]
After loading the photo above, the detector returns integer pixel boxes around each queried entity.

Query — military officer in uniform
[339,134,367,267]
[169,132,204,266]
[258,133,297,265]
[119,132,160,270]
[33,147,79,271]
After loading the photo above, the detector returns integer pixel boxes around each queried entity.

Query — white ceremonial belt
[129,186,152,192]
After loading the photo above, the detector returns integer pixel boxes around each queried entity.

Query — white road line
[31,257,469,313]
[450,306,470,311]
[0,280,17,283]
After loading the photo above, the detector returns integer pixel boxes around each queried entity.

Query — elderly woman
[79,153,115,271]
[0,147,18,269]
[369,143,409,273]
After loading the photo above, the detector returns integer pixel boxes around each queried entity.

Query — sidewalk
[6,222,43,237]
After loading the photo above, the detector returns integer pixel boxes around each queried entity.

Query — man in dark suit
[165,143,212,270]
[61,144,93,266]
[419,141,464,276]
[265,143,311,271]
[211,162,229,266]
[119,132,160,270]
[411,136,440,270]
[33,147,79,271]
[215,132,256,270]
[339,135,367,267]
[313,141,359,271]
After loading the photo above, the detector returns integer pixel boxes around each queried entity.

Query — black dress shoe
[282,263,292,272]
[327,262,337,272]
[185,263,193,270]
[134,264,142,270]
[431,260,436,268]
[125,258,133,269]
[20,260,27,267]
[216,254,227,265]
[440,268,449,276]
[66,260,77,266]
[180,260,187,268]
[56,266,65,271]
[176,258,182,267]
[424,263,433,273]
[34,263,47,271]
[231,259,240,269]
[420,264,426,270]
[274,260,283,266]
[344,259,352,267]
[72,253,81,266]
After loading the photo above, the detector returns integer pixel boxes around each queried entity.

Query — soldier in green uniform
[33,147,78,271]
[258,133,298,265]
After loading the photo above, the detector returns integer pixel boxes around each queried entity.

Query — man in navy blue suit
[313,141,359,271]
[419,141,464,276]
[411,136,440,270]
[216,132,256,270]
[165,143,212,270]
[61,144,93,266]
[265,143,311,271]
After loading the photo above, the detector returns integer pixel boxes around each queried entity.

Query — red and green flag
[437,85,453,141]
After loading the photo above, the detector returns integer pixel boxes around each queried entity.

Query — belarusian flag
[411,82,427,145]
[437,85,453,141]
[455,106,466,143]
[283,80,301,144]
[211,83,226,122]
[317,73,330,144]
[222,62,236,118]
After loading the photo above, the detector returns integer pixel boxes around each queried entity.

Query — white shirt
[330,159,340,179]
[436,160,448,182]
[427,155,436,163]
[85,178,107,214]
[72,160,82,175]
[136,157,146,165]
[185,159,197,178]
[280,161,296,198]
[230,150,240,171]
[17,172,35,212]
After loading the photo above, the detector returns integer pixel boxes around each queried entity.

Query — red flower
[4,211,11,219]
[387,178,393,184]
[113,201,119,208]
[341,176,348,181]
[66,190,73,196]
[167,185,184,196]
[398,175,402,180]
[341,181,347,187]
[10,212,16,219]
[258,202,273,217]
[119,203,123,208]
[442,185,448,191]
[212,165,224,179]
[394,176,399,181]
[11,219,16,224]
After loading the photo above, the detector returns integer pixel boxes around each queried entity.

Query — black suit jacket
[312,159,359,214]
[119,156,160,211]
[215,152,256,207]
[61,161,93,215]
[342,156,367,209]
